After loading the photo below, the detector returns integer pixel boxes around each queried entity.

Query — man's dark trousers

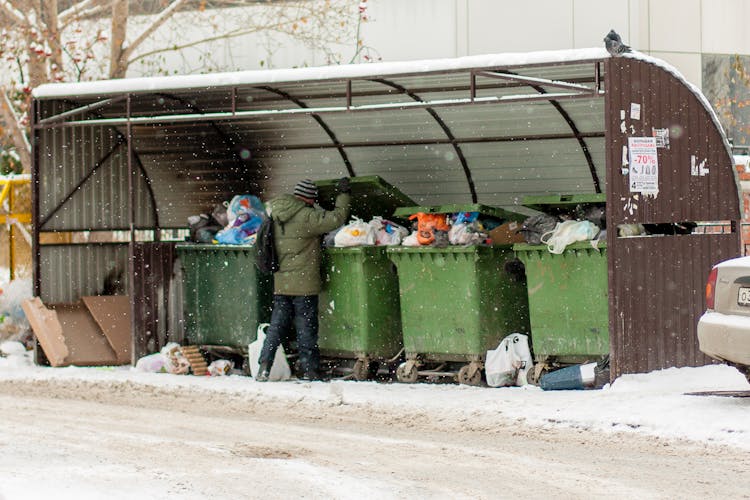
[259,294,319,376]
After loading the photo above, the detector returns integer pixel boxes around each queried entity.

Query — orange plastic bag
[408,212,451,245]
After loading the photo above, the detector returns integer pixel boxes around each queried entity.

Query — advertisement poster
[628,137,659,194]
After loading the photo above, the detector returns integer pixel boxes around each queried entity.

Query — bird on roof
[604,29,631,56]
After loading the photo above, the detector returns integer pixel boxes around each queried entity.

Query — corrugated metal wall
[605,58,742,377]
[37,101,156,231]
[131,242,180,361]
[39,244,129,303]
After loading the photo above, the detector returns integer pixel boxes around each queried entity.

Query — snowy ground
[1,342,748,451]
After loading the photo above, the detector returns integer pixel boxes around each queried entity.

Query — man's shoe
[256,362,270,382]
[301,370,324,382]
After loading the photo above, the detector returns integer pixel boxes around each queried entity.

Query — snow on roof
[33,47,609,98]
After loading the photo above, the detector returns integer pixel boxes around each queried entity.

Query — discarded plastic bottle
[540,362,597,391]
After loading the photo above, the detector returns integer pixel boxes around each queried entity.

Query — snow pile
[0,340,33,368]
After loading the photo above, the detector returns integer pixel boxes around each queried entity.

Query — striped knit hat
[293,178,318,200]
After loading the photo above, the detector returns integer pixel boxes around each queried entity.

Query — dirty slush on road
[1,377,748,499]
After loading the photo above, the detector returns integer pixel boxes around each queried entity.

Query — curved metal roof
[34,48,612,229]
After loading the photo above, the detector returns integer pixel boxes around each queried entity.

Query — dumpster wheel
[396,360,419,383]
[457,362,483,386]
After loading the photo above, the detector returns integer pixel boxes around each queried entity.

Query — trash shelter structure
[30,47,741,379]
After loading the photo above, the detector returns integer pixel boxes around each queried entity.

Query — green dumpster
[513,193,609,364]
[176,244,272,356]
[513,242,609,362]
[387,204,530,385]
[315,176,414,380]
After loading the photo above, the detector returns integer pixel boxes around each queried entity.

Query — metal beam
[475,71,595,92]
[242,132,606,152]
[257,86,355,177]
[51,90,604,128]
[37,96,127,125]
[370,78,477,203]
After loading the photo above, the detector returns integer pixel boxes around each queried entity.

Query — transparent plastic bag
[541,220,600,254]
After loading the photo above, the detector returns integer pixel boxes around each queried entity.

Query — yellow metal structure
[0,175,31,280]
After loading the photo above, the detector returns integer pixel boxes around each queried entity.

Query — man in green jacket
[257,177,351,381]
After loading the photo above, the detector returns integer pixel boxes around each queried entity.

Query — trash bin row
[175,181,610,386]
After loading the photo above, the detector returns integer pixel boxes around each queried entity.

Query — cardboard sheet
[82,296,132,364]
[22,296,132,367]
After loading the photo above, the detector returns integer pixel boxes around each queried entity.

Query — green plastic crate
[386,245,530,361]
[513,241,609,361]
[318,246,402,360]
[176,244,272,348]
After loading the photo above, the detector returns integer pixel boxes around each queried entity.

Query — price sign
[628,137,659,194]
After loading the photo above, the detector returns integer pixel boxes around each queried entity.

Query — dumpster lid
[316,175,415,221]
[522,193,605,214]
[393,203,525,221]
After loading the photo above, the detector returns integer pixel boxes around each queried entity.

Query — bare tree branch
[120,0,190,66]
[128,22,290,66]
[59,0,114,25]
[0,0,29,25]
[0,87,31,173]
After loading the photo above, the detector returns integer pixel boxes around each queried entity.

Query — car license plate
[739,287,750,306]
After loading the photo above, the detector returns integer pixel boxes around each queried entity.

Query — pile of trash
[327,211,511,248]
[134,342,235,377]
[186,194,266,245]
[519,203,605,253]
[326,216,410,247]
[0,278,32,344]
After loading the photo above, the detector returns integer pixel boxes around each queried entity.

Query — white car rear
[697,255,750,381]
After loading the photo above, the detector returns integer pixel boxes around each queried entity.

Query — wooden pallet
[180,345,208,376]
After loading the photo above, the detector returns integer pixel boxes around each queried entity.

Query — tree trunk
[109,0,129,79]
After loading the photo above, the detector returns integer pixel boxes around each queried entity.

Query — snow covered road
[0,359,749,499]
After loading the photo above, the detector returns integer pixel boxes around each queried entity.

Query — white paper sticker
[630,103,641,120]
[691,155,710,176]
[628,137,659,195]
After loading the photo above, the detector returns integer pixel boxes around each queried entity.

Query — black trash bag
[211,203,229,228]
[520,214,559,245]
[188,214,222,243]
[576,204,606,229]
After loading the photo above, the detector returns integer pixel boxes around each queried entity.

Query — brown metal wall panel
[605,57,742,377]
[606,58,739,224]
[39,244,129,303]
[37,101,156,231]
[130,242,179,362]
[609,234,739,378]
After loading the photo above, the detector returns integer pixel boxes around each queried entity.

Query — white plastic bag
[485,333,534,387]
[369,216,409,246]
[247,323,291,381]
[541,220,600,254]
[401,230,421,247]
[208,359,234,376]
[160,342,190,375]
[334,217,376,247]
[134,352,167,373]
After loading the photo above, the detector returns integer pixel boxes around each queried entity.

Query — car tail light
[706,266,718,309]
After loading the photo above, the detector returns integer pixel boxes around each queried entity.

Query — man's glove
[337,177,351,194]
